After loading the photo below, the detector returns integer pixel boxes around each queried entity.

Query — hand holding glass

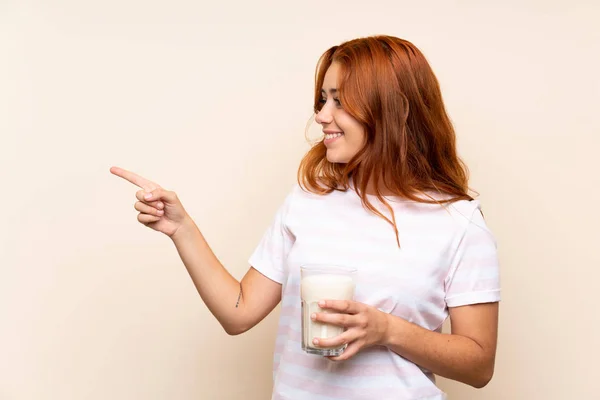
[300,265,357,357]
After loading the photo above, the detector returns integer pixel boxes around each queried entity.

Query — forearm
[170,217,247,334]
[382,315,494,388]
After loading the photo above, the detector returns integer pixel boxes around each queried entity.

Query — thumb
[142,188,178,203]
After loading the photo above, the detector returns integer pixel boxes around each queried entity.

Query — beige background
[1,0,598,399]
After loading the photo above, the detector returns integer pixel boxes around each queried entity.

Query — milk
[301,273,356,353]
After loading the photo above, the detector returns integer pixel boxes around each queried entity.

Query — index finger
[110,166,159,191]
[319,300,361,315]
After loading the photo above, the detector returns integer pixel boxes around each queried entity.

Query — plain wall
[1,0,598,399]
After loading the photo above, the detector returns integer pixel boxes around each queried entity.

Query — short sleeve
[248,188,296,284]
[445,201,501,307]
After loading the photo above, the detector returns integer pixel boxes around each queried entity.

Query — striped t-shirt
[249,184,501,400]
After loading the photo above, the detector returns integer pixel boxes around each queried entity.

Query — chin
[326,143,362,164]
[326,151,349,164]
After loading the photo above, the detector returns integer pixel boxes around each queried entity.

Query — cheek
[338,118,364,144]
[345,126,366,148]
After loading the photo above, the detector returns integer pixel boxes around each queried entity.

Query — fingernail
[311,313,316,320]
[144,193,152,200]
[313,338,319,345]
[157,210,164,215]
[318,301,325,307]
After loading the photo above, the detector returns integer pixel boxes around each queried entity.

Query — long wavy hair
[297,35,474,246]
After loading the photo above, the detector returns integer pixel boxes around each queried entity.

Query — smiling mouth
[324,132,344,140]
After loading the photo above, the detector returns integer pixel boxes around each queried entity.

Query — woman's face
[315,62,366,164]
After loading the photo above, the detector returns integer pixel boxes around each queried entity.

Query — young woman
[111,35,500,400]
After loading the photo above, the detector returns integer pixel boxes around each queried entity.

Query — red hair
[298,35,473,246]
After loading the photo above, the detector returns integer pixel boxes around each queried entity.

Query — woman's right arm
[170,217,282,335]
[110,166,282,335]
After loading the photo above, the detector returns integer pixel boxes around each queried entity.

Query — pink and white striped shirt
[249,184,501,400]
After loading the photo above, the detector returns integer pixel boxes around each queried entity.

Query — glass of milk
[300,264,357,356]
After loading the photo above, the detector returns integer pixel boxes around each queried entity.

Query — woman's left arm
[314,300,499,388]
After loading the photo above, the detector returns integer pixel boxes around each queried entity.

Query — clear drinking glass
[300,264,357,356]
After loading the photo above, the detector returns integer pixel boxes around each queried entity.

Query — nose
[315,103,333,125]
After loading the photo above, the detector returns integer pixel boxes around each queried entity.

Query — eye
[315,97,342,112]
[314,98,326,112]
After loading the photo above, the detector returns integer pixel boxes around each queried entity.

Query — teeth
[325,133,343,140]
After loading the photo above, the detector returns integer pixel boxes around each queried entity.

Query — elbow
[471,375,492,389]
[469,364,495,389]
[223,323,250,336]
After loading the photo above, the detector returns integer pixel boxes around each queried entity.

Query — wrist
[379,311,394,347]
[170,215,196,241]
[379,312,408,351]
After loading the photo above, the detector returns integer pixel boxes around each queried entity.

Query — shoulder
[286,183,316,203]
[283,182,362,219]
[399,195,486,235]
[290,181,345,202]
[447,198,482,222]
[280,183,323,214]
[447,199,496,246]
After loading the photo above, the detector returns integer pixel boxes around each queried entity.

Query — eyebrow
[320,88,338,95]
